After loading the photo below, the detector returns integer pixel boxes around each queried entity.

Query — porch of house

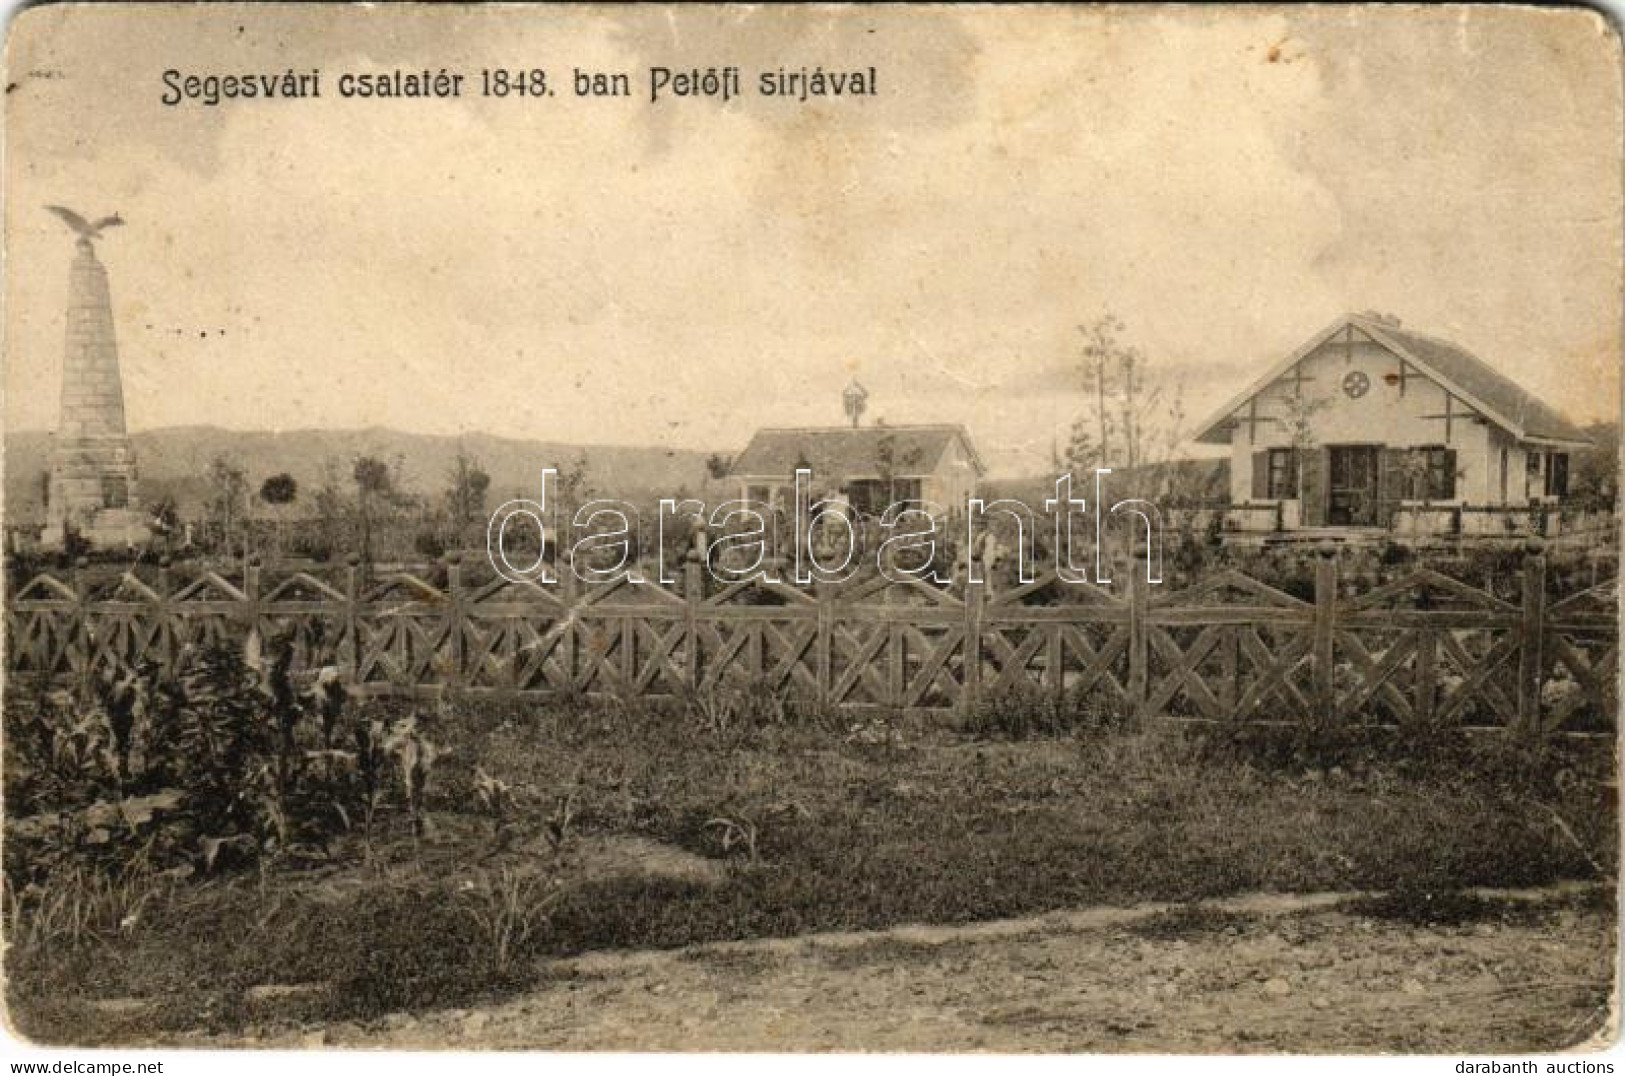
[1196,502,1615,548]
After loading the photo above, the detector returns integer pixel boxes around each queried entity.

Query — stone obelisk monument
[44,206,144,549]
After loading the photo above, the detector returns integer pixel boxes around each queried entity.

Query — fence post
[683,543,703,689]
[816,576,836,709]
[961,566,984,720]
[1313,541,1338,724]
[243,557,264,690]
[443,553,465,690]
[559,539,581,688]
[1516,539,1548,736]
[156,555,175,672]
[1414,625,1437,727]
[342,553,361,690]
[1126,547,1149,722]
[71,556,90,687]
[244,555,262,648]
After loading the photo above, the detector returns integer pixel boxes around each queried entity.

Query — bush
[3,637,451,892]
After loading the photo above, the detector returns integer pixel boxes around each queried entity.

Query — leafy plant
[473,767,515,829]
[543,785,578,854]
[8,684,113,806]
[162,644,280,846]
[460,867,562,979]
[382,714,442,839]
[10,639,446,875]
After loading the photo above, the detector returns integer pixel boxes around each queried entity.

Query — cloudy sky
[5,5,1620,474]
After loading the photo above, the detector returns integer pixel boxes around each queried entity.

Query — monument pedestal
[43,236,144,550]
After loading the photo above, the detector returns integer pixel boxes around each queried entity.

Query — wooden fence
[4,547,1617,733]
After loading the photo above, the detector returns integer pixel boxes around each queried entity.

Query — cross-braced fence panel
[4,549,1614,735]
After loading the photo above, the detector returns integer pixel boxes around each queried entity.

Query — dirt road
[231,885,1615,1053]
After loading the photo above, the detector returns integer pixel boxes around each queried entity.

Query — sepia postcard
[1,1,1621,1060]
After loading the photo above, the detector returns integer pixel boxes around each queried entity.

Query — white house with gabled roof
[1190,313,1593,535]
[728,423,985,517]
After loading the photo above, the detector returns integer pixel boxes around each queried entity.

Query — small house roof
[1192,314,1593,447]
[729,424,986,480]
[1353,318,1591,445]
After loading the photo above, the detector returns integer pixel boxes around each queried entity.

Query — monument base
[40,508,150,551]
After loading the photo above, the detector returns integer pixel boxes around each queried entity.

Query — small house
[728,424,985,516]
[1190,313,1593,536]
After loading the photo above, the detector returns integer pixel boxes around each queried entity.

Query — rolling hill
[4,426,730,521]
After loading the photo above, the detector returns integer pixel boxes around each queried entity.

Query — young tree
[446,449,492,547]
[353,455,393,565]
[1063,315,1227,575]
[1077,316,1125,470]
[1077,315,1170,476]
[1061,421,1099,481]
[259,473,299,554]
[1278,384,1328,454]
[149,495,180,554]
[313,457,349,559]
[874,430,924,509]
[549,452,601,566]
[557,451,594,518]
[206,455,249,558]
[1070,314,1193,500]
[259,472,298,507]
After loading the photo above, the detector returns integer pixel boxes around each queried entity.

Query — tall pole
[1095,356,1110,468]
[1123,352,1136,473]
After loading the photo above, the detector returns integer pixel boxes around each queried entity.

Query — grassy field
[4,690,1616,1045]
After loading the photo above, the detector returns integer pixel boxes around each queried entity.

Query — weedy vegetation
[2,629,1615,1045]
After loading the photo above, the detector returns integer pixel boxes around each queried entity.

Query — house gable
[1193,315,1592,449]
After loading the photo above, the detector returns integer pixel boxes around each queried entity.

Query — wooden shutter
[1441,448,1458,499]
[1300,448,1327,526]
[1251,450,1268,500]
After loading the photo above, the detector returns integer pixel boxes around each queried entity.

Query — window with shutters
[844,479,891,517]
[1266,448,1297,499]
[1545,452,1570,497]
[1404,447,1456,501]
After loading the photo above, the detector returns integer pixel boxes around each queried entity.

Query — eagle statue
[45,205,124,243]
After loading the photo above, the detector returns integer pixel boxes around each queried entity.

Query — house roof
[1192,314,1593,447]
[729,424,986,480]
